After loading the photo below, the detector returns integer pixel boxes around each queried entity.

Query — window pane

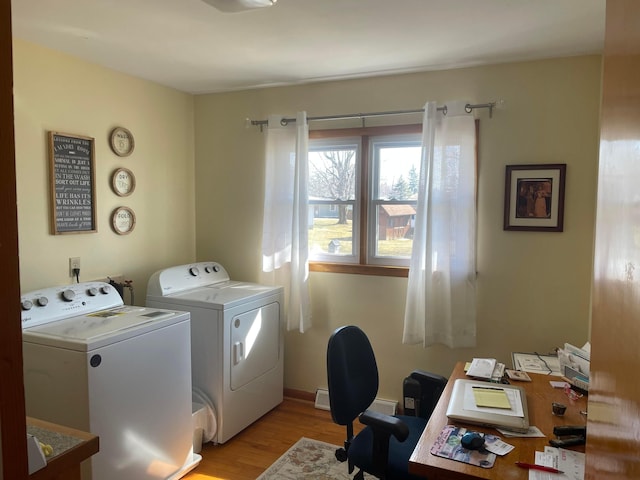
[374,203,415,259]
[308,141,358,262]
[370,137,420,265]
[376,145,421,200]
[308,147,356,200]
[308,203,355,257]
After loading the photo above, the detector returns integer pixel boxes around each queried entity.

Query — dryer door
[230,301,280,390]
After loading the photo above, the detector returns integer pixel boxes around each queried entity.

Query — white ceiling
[11,0,606,95]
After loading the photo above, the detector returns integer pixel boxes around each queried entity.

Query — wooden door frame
[0,0,28,477]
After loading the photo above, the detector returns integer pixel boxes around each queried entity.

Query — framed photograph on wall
[503,163,566,232]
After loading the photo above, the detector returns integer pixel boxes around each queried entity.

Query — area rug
[256,437,373,479]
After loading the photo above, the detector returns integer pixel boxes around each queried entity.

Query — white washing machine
[146,261,284,444]
[21,281,201,480]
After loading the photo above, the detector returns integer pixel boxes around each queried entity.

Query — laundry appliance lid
[22,306,189,351]
[149,281,283,309]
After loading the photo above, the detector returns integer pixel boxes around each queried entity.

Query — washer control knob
[21,299,33,311]
[61,289,75,302]
[213,264,220,272]
[100,285,111,294]
[205,265,213,273]
[87,287,98,296]
[189,267,200,276]
[36,296,48,307]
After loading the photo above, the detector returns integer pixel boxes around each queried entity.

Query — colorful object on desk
[564,383,585,400]
[430,425,497,468]
[515,462,564,474]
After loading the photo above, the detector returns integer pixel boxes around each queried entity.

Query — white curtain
[402,101,477,348]
[261,112,312,333]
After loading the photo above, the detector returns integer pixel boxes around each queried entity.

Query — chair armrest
[359,410,409,442]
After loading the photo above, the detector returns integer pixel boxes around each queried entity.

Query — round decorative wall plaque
[111,167,136,197]
[109,127,135,157]
[111,206,136,235]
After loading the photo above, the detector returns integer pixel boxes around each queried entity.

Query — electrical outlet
[69,257,81,277]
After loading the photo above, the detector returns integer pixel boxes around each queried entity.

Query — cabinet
[27,418,98,480]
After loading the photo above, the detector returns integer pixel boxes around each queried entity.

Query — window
[308,124,422,276]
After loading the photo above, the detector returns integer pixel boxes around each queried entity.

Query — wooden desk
[409,362,587,479]
[27,417,99,480]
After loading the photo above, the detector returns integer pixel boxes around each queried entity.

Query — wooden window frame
[309,124,422,277]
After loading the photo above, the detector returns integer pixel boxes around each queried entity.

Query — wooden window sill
[309,262,409,278]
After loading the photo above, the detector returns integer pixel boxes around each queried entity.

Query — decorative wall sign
[503,163,566,232]
[109,126,135,157]
[111,167,136,196]
[111,206,136,235]
[48,131,97,235]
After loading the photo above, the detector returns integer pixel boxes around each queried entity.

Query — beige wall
[13,39,196,300]
[194,56,602,402]
[12,40,601,405]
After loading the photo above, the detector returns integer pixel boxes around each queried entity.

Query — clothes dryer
[146,262,284,444]
[21,281,200,480]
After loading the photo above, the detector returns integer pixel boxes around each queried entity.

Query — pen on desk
[471,386,504,391]
[515,462,564,474]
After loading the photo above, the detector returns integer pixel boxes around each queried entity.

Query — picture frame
[503,163,566,232]
[511,352,562,376]
[48,131,97,234]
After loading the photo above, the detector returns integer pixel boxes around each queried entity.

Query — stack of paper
[491,362,506,382]
[467,358,496,379]
[531,447,585,479]
[467,358,505,382]
[472,386,511,409]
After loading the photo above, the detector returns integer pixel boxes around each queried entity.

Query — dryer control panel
[21,282,124,329]
[147,261,230,296]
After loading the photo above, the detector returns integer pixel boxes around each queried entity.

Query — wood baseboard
[283,389,406,414]
[284,388,315,403]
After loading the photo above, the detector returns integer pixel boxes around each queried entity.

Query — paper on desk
[529,447,585,480]
[472,387,511,409]
[464,360,506,382]
[483,436,515,456]
[463,383,524,417]
[496,426,545,437]
[467,358,497,379]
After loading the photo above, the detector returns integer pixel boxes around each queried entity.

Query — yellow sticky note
[472,387,511,409]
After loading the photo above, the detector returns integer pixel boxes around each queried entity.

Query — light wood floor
[184,397,357,480]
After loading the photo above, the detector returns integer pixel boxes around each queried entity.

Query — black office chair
[326,325,447,480]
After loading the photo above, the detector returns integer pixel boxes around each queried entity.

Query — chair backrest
[327,325,379,426]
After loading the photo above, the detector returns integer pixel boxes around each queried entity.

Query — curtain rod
[249,101,498,129]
